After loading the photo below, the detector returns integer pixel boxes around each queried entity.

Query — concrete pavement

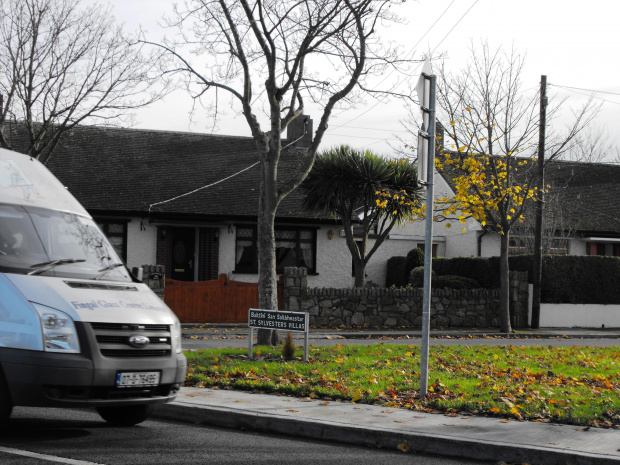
[155,387,620,465]
[167,327,620,464]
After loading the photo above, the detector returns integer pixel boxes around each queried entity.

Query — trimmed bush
[409,266,480,290]
[433,275,482,290]
[409,266,431,287]
[404,248,425,281]
[385,256,407,287]
[432,255,533,289]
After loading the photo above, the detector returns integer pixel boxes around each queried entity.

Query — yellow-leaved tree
[431,43,597,332]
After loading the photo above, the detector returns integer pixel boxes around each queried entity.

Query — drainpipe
[477,229,488,257]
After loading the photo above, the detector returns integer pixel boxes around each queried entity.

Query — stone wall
[283,267,529,329]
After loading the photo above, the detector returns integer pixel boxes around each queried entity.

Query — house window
[235,226,316,274]
[96,220,128,262]
[509,237,569,255]
[416,243,438,257]
[509,237,528,255]
[353,222,378,237]
[548,238,569,255]
[586,242,607,256]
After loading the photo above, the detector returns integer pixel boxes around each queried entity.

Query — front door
[171,228,195,281]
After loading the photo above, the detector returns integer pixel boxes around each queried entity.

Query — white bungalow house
[7,122,619,290]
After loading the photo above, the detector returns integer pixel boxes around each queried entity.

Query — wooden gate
[164,274,283,323]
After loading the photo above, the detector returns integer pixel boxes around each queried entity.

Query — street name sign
[248,309,309,361]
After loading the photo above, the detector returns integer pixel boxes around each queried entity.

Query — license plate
[116,371,160,387]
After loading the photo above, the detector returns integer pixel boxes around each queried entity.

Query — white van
[0,148,186,426]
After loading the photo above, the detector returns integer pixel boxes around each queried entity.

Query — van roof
[0,148,90,217]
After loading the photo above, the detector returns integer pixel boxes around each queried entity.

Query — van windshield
[0,203,131,282]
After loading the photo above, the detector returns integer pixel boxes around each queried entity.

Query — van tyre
[0,370,12,428]
[96,404,152,426]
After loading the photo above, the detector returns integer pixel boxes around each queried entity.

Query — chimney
[286,115,313,148]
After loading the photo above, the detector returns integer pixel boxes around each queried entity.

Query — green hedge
[541,255,620,304]
[409,266,481,290]
[432,255,533,289]
[386,253,620,304]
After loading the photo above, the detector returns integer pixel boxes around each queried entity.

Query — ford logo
[128,335,150,348]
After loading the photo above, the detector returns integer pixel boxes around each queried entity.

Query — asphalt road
[181,327,620,350]
[0,407,495,465]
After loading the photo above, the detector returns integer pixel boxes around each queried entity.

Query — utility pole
[531,75,547,329]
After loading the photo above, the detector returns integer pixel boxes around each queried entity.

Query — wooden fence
[164,274,283,323]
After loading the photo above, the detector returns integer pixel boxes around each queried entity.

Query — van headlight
[33,304,80,353]
[171,318,182,354]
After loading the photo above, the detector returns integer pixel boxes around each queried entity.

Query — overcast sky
[104,0,620,159]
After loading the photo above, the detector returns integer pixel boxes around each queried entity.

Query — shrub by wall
[403,247,425,280]
[392,254,619,304]
[385,256,407,288]
[541,255,620,304]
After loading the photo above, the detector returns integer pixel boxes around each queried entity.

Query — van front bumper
[0,348,187,408]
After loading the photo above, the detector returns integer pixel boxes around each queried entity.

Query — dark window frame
[96,218,129,262]
[416,243,438,258]
[234,225,317,274]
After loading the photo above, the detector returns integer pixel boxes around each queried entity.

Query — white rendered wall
[126,217,157,270]
[538,303,620,328]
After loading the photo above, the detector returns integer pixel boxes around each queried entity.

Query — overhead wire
[333,0,481,149]
[330,0,459,131]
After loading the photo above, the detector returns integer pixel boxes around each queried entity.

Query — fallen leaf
[397,441,411,452]
[286,409,299,413]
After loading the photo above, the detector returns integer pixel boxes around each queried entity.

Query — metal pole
[420,74,436,398]
[248,327,253,359]
[531,75,547,329]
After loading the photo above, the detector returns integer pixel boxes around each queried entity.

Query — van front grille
[89,322,172,358]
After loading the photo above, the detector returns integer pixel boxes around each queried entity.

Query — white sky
[103,0,620,157]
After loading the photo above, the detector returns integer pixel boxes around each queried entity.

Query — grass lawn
[184,343,620,429]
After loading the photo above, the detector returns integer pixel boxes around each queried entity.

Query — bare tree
[509,179,576,256]
[563,125,620,164]
[425,43,598,332]
[142,0,417,345]
[0,0,162,163]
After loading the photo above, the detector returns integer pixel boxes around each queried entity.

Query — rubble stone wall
[283,267,529,328]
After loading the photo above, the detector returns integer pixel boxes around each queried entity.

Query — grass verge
[184,344,620,428]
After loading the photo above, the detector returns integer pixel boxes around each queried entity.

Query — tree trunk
[256,153,280,346]
[498,230,512,333]
[352,256,366,287]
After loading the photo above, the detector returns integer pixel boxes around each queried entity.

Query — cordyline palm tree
[301,145,423,287]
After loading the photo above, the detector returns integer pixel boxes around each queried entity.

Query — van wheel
[96,404,152,426]
[0,371,12,428]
